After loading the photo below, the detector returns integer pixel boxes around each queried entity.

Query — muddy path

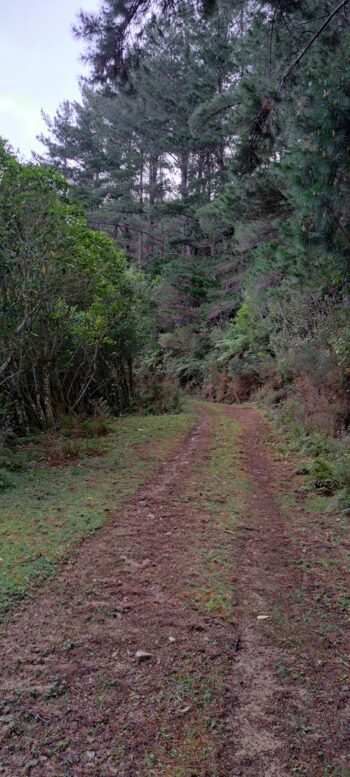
[0,403,349,776]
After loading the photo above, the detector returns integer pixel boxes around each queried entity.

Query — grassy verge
[263,408,350,627]
[0,411,195,620]
[252,406,350,776]
[182,404,248,621]
[259,393,350,513]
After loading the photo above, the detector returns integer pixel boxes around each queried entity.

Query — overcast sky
[0,0,100,160]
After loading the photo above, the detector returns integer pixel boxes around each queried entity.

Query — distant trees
[37,0,350,429]
[38,2,245,379]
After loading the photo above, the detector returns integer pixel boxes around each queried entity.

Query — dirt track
[0,403,349,776]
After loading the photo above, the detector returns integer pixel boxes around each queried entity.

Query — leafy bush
[300,433,336,458]
[215,299,269,369]
[0,144,150,434]
[308,458,338,495]
[294,456,339,494]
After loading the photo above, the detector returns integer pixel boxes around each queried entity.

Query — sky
[0,0,100,160]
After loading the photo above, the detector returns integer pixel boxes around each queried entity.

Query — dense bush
[0,143,150,437]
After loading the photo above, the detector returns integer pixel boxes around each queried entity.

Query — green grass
[181,404,247,621]
[0,411,195,619]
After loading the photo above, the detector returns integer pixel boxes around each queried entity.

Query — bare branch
[280,0,350,86]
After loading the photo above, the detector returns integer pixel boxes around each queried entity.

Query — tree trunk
[149,155,158,206]
[42,365,54,425]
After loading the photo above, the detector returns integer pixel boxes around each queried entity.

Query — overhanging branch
[280,0,350,86]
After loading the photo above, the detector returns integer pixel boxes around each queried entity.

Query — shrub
[300,433,335,458]
[60,414,113,438]
[138,381,183,415]
[59,414,81,438]
[90,398,111,420]
[79,418,113,437]
[333,455,350,493]
[0,450,29,472]
[62,439,83,459]
[308,458,338,495]
[0,469,14,491]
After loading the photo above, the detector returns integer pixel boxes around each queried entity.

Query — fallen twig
[236,525,261,532]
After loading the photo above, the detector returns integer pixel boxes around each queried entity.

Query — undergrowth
[259,386,350,512]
